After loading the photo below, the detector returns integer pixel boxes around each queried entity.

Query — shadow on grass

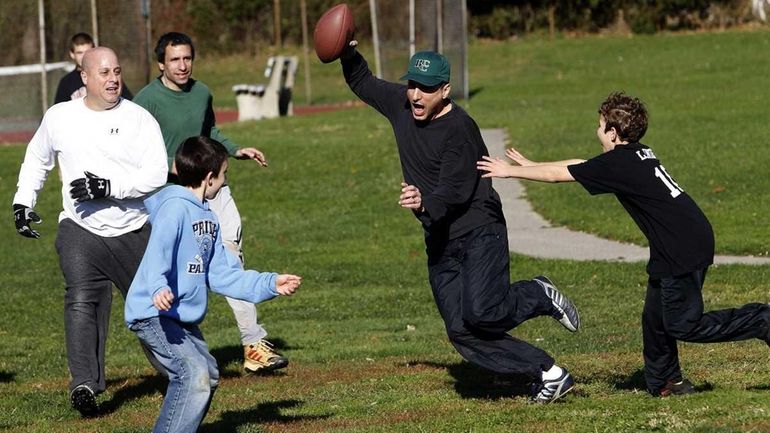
[613,369,647,391]
[0,371,15,383]
[211,338,292,379]
[200,399,331,433]
[101,374,168,415]
[614,368,714,394]
[406,360,531,399]
[748,383,770,391]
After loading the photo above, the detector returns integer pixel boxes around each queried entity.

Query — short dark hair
[175,136,228,187]
[155,32,195,63]
[70,32,94,50]
[598,91,649,143]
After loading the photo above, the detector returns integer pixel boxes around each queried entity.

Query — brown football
[313,3,355,63]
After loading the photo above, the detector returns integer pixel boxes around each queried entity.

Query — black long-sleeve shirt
[569,142,714,278]
[342,52,504,240]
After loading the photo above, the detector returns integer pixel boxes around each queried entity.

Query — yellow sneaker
[243,339,289,373]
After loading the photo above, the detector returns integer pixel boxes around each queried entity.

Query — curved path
[481,128,770,265]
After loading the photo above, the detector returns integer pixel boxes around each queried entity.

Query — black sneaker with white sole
[70,384,98,417]
[531,368,574,403]
[535,276,580,332]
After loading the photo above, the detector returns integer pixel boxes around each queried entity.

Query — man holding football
[336,40,580,403]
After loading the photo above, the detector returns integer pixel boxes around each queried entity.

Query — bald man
[53,33,132,104]
[12,47,168,417]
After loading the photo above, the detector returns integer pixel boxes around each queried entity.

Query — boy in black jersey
[339,42,581,403]
[478,91,770,396]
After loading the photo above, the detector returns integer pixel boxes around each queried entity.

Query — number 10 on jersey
[654,165,684,198]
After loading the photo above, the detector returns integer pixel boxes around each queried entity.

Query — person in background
[133,32,289,374]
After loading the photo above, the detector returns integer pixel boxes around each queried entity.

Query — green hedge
[469,0,756,38]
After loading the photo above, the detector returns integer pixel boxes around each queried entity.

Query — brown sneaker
[243,339,289,373]
[659,379,695,397]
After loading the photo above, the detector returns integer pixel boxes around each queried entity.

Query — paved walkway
[481,128,770,265]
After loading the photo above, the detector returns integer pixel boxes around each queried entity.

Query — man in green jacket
[133,32,288,374]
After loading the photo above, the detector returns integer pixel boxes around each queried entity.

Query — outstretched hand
[506,147,535,166]
[234,147,268,167]
[276,274,302,296]
[477,156,514,179]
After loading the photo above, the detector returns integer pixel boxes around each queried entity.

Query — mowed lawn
[1,29,770,433]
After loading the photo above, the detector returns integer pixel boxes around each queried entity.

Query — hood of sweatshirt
[145,184,206,223]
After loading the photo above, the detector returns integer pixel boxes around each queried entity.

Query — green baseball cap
[400,51,450,87]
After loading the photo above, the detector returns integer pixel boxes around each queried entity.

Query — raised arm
[341,41,404,118]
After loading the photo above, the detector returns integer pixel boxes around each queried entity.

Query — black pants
[426,222,556,379]
[55,219,152,393]
[642,267,770,393]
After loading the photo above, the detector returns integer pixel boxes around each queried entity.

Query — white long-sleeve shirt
[13,98,168,237]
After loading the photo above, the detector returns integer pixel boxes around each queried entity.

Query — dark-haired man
[133,32,289,374]
[339,42,580,403]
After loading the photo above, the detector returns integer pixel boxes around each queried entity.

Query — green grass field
[1,29,770,432]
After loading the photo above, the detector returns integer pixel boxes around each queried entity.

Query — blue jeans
[131,316,219,433]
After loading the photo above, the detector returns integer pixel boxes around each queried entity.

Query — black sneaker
[70,384,98,417]
[531,367,574,403]
[659,379,695,397]
[534,276,580,332]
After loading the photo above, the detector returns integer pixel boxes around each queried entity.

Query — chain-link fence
[0,0,150,132]
[371,0,468,99]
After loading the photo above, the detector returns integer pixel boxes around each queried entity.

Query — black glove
[13,203,42,238]
[69,171,111,202]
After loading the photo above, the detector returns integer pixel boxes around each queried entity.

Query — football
[313,3,355,63]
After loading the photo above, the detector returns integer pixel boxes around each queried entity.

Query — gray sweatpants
[55,218,153,393]
[207,185,268,345]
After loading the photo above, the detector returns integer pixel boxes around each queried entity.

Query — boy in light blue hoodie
[125,136,301,433]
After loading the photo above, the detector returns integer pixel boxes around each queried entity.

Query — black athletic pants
[426,222,556,379]
[55,218,153,393]
[642,267,770,394]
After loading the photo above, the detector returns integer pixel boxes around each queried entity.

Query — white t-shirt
[13,98,168,237]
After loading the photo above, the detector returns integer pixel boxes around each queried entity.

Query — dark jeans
[642,267,770,393]
[55,219,152,393]
[426,222,556,378]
